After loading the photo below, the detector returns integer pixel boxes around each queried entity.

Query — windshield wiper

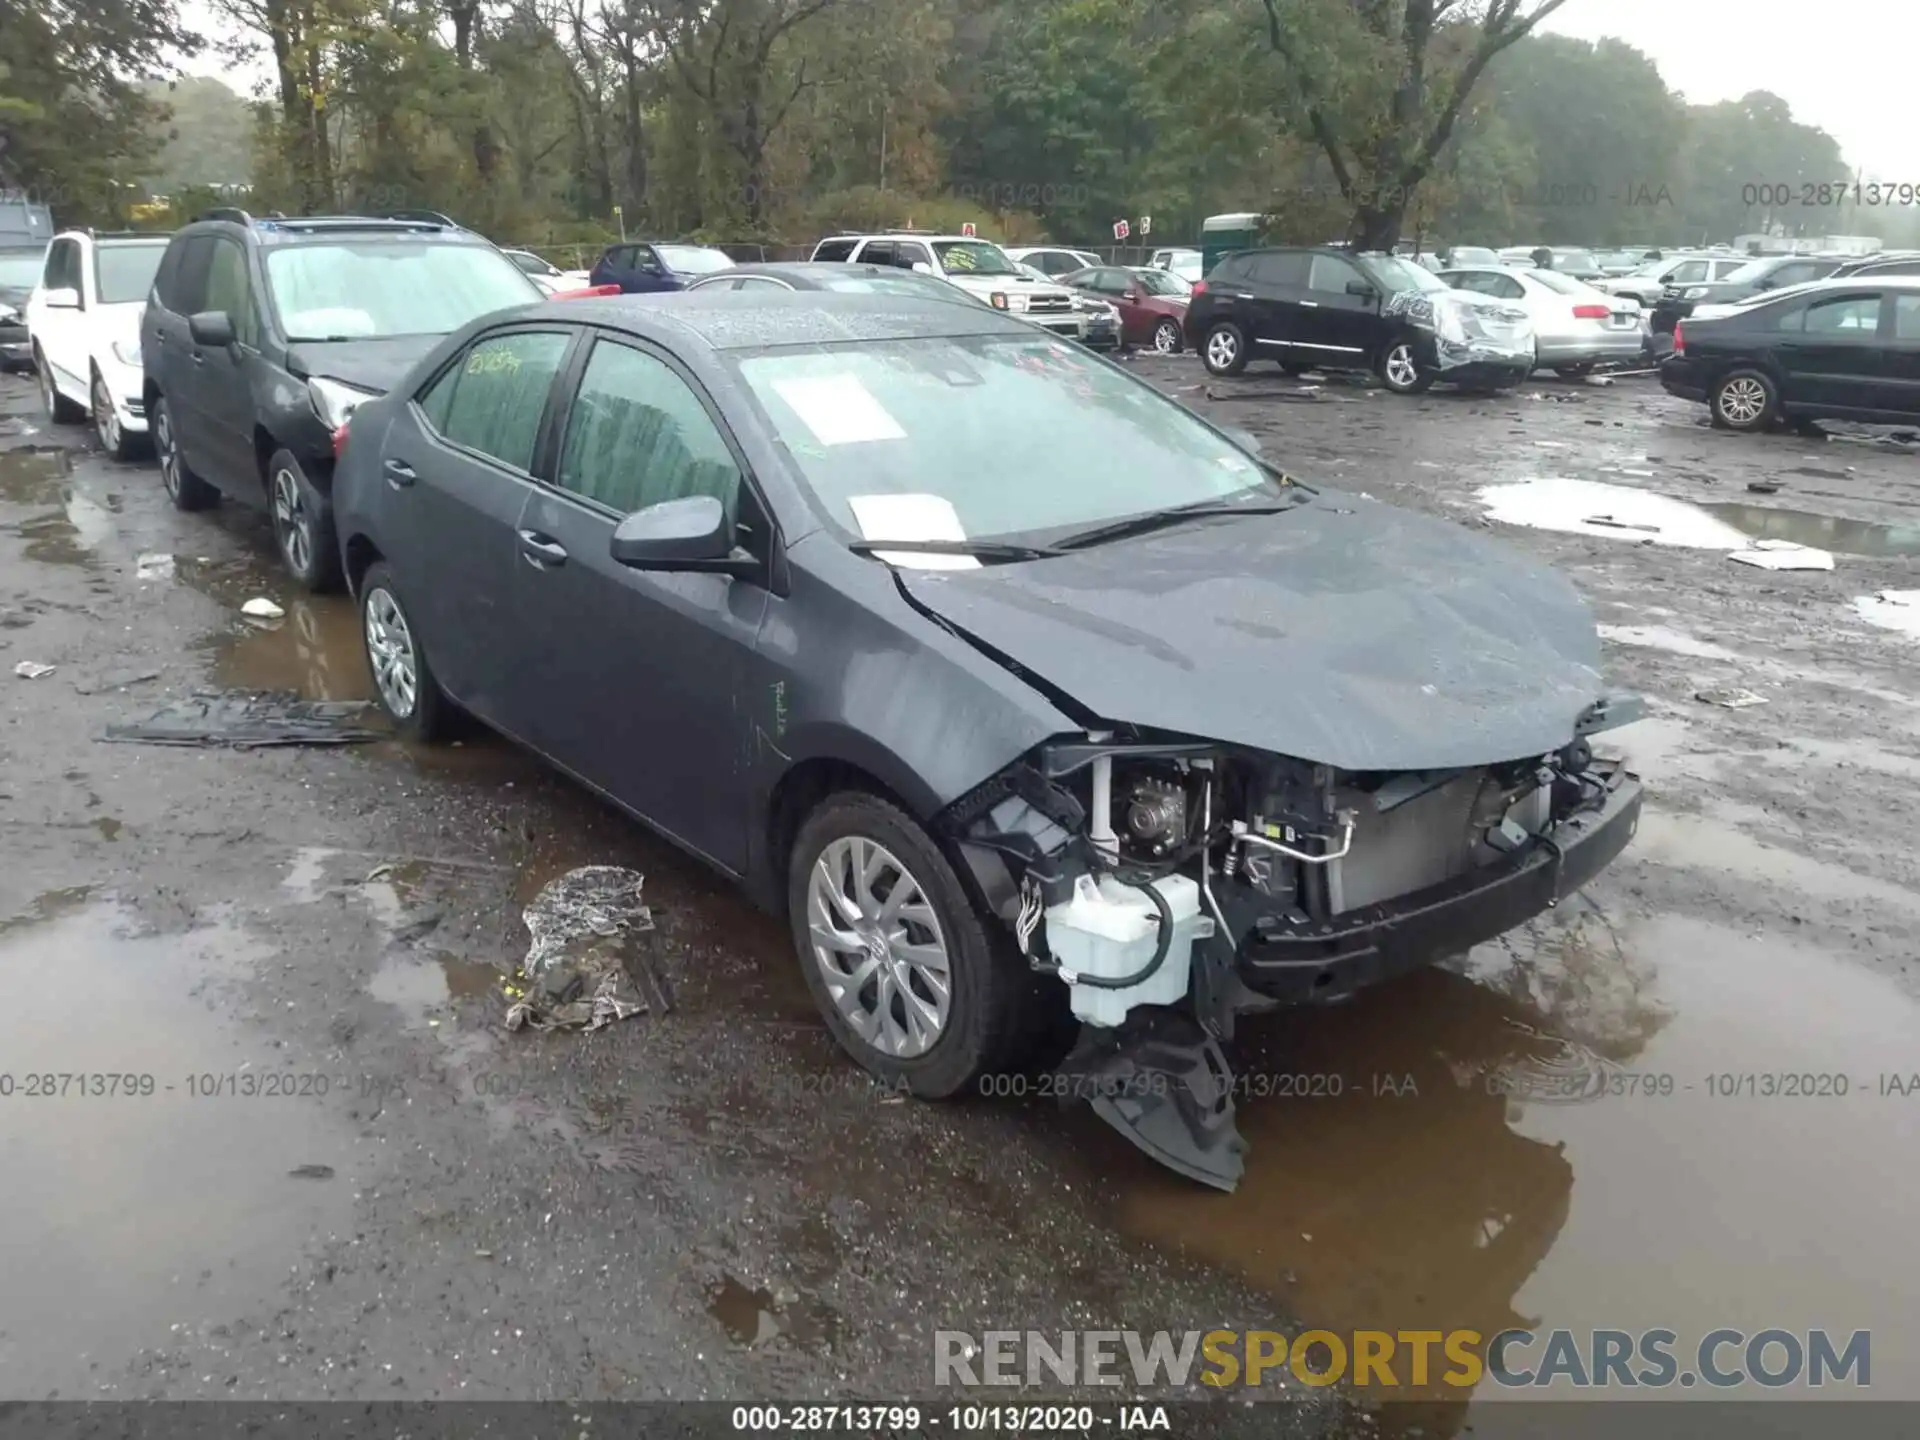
[1052,494,1302,552]
[849,538,1064,562]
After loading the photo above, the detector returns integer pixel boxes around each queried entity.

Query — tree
[1258,0,1575,249]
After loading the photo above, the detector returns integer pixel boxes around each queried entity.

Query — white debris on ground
[1477,478,1750,548]
[13,661,55,679]
[135,553,175,580]
[241,597,285,620]
[504,865,653,1032]
[1727,539,1836,571]
[1695,687,1770,709]
[1853,590,1920,639]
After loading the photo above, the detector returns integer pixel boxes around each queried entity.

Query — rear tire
[358,561,448,742]
[35,348,85,423]
[1152,318,1183,355]
[787,791,1046,1099]
[152,394,219,511]
[1711,369,1777,433]
[1200,322,1249,376]
[268,448,342,592]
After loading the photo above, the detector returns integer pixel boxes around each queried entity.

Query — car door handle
[1299,300,1319,307]
[518,530,568,568]
[382,458,416,488]
[190,352,205,366]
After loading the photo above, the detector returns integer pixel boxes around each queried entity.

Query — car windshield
[1632,257,1687,277]
[1450,247,1500,265]
[1135,268,1189,296]
[658,244,734,274]
[1722,259,1779,283]
[1367,256,1447,293]
[266,241,542,340]
[1551,250,1599,270]
[508,251,554,275]
[93,242,168,304]
[931,240,1020,277]
[0,249,42,289]
[733,333,1283,546]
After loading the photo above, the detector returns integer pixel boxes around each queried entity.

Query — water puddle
[8,488,118,570]
[368,951,505,1026]
[0,447,70,505]
[205,595,371,702]
[706,1272,836,1349]
[1700,502,1920,558]
[1478,478,1749,548]
[0,895,356,1396]
[1092,905,1920,1414]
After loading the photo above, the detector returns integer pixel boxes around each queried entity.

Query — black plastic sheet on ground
[100,689,387,748]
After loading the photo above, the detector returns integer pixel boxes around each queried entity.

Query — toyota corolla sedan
[331,292,1644,1189]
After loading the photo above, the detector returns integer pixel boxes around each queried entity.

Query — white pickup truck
[809,232,1091,341]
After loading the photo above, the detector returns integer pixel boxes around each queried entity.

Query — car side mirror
[43,287,80,310]
[910,262,932,274]
[189,311,236,347]
[1346,280,1376,299]
[610,495,758,576]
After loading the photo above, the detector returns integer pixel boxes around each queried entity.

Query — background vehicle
[1148,247,1205,282]
[0,246,41,370]
[0,194,54,251]
[1006,245,1102,277]
[686,261,969,300]
[1441,245,1501,268]
[140,210,543,589]
[332,288,1642,1190]
[1660,277,1920,432]
[1184,246,1535,393]
[1829,251,1920,280]
[1059,265,1191,353]
[25,229,171,458]
[810,232,1085,341]
[588,242,735,293]
[1653,252,1847,335]
[1439,263,1646,376]
[1596,252,1749,307]
[503,248,593,294]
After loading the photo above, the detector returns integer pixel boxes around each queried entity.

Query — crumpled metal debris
[102,689,385,747]
[504,865,653,1033]
[13,660,55,679]
[1695,686,1769,709]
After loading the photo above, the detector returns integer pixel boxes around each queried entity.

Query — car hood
[283,336,446,395]
[946,272,1072,300]
[893,495,1607,772]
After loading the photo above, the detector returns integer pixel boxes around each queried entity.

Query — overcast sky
[1541,0,1915,179]
[183,0,1914,179]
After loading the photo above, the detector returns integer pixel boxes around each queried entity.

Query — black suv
[140,210,543,588]
[1184,246,1535,393]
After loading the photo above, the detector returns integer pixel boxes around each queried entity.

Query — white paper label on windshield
[770,375,906,446]
[846,493,981,571]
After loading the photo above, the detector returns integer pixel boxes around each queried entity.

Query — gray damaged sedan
[332,291,1645,1189]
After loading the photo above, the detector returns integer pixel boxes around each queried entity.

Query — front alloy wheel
[1380,341,1429,394]
[358,562,446,741]
[37,351,83,423]
[153,397,217,510]
[273,465,314,578]
[266,448,342,591]
[92,372,140,460]
[806,836,952,1059]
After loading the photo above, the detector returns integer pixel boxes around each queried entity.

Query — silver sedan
[1439,264,1648,376]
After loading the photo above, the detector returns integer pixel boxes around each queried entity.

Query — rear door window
[893,241,931,269]
[555,338,742,519]
[420,329,571,472]
[859,240,897,267]
[1668,260,1709,284]
[1802,294,1882,335]
[1247,252,1308,288]
[1894,294,1920,342]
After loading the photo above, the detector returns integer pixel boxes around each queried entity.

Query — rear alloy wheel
[1712,369,1777,432]
[788,791,1047,1099]
[152,395,219,511]
[1152,318,1183,355]
[268,448,342,592]
[92,369,142,460]
[1377,340,1435,395]
[1201,322,1248,376]
[359,562,447,741]
[36,349,85,423]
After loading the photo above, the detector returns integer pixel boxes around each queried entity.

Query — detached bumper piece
[1237,762,1643,1004]
[1056,1009,1247,1192]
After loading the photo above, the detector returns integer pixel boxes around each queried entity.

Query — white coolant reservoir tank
[1043,872,1211,1027]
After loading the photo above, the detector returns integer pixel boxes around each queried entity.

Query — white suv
[809,233,1089,340]
[26,229,171,459]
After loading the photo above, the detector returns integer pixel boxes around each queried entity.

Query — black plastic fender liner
[1059,1009,1247,1191]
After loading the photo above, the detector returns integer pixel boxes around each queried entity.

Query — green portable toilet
[1201,212,1265,276]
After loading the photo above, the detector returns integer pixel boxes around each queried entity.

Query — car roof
[534,290,1029,351]
[179,212,493,247]
[825,233,990,245]
[49,229,170,245]
[702,261,935,285]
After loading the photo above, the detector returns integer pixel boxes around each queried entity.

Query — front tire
[152,394,219,511]
[91,368,144,460]
[1377,338,1435,395]
[268,448,342,592]
[788,791,1041,1099]
[1712,369,1777,432]
[358,562,448,741]
[1152,318,1183,355]
[1200,322,1249,376]
[36,348,85,423]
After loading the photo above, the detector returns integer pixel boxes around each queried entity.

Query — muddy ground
[1,356,1917,1432]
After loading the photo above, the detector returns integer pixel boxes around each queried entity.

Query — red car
[1058,265,1192,354]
